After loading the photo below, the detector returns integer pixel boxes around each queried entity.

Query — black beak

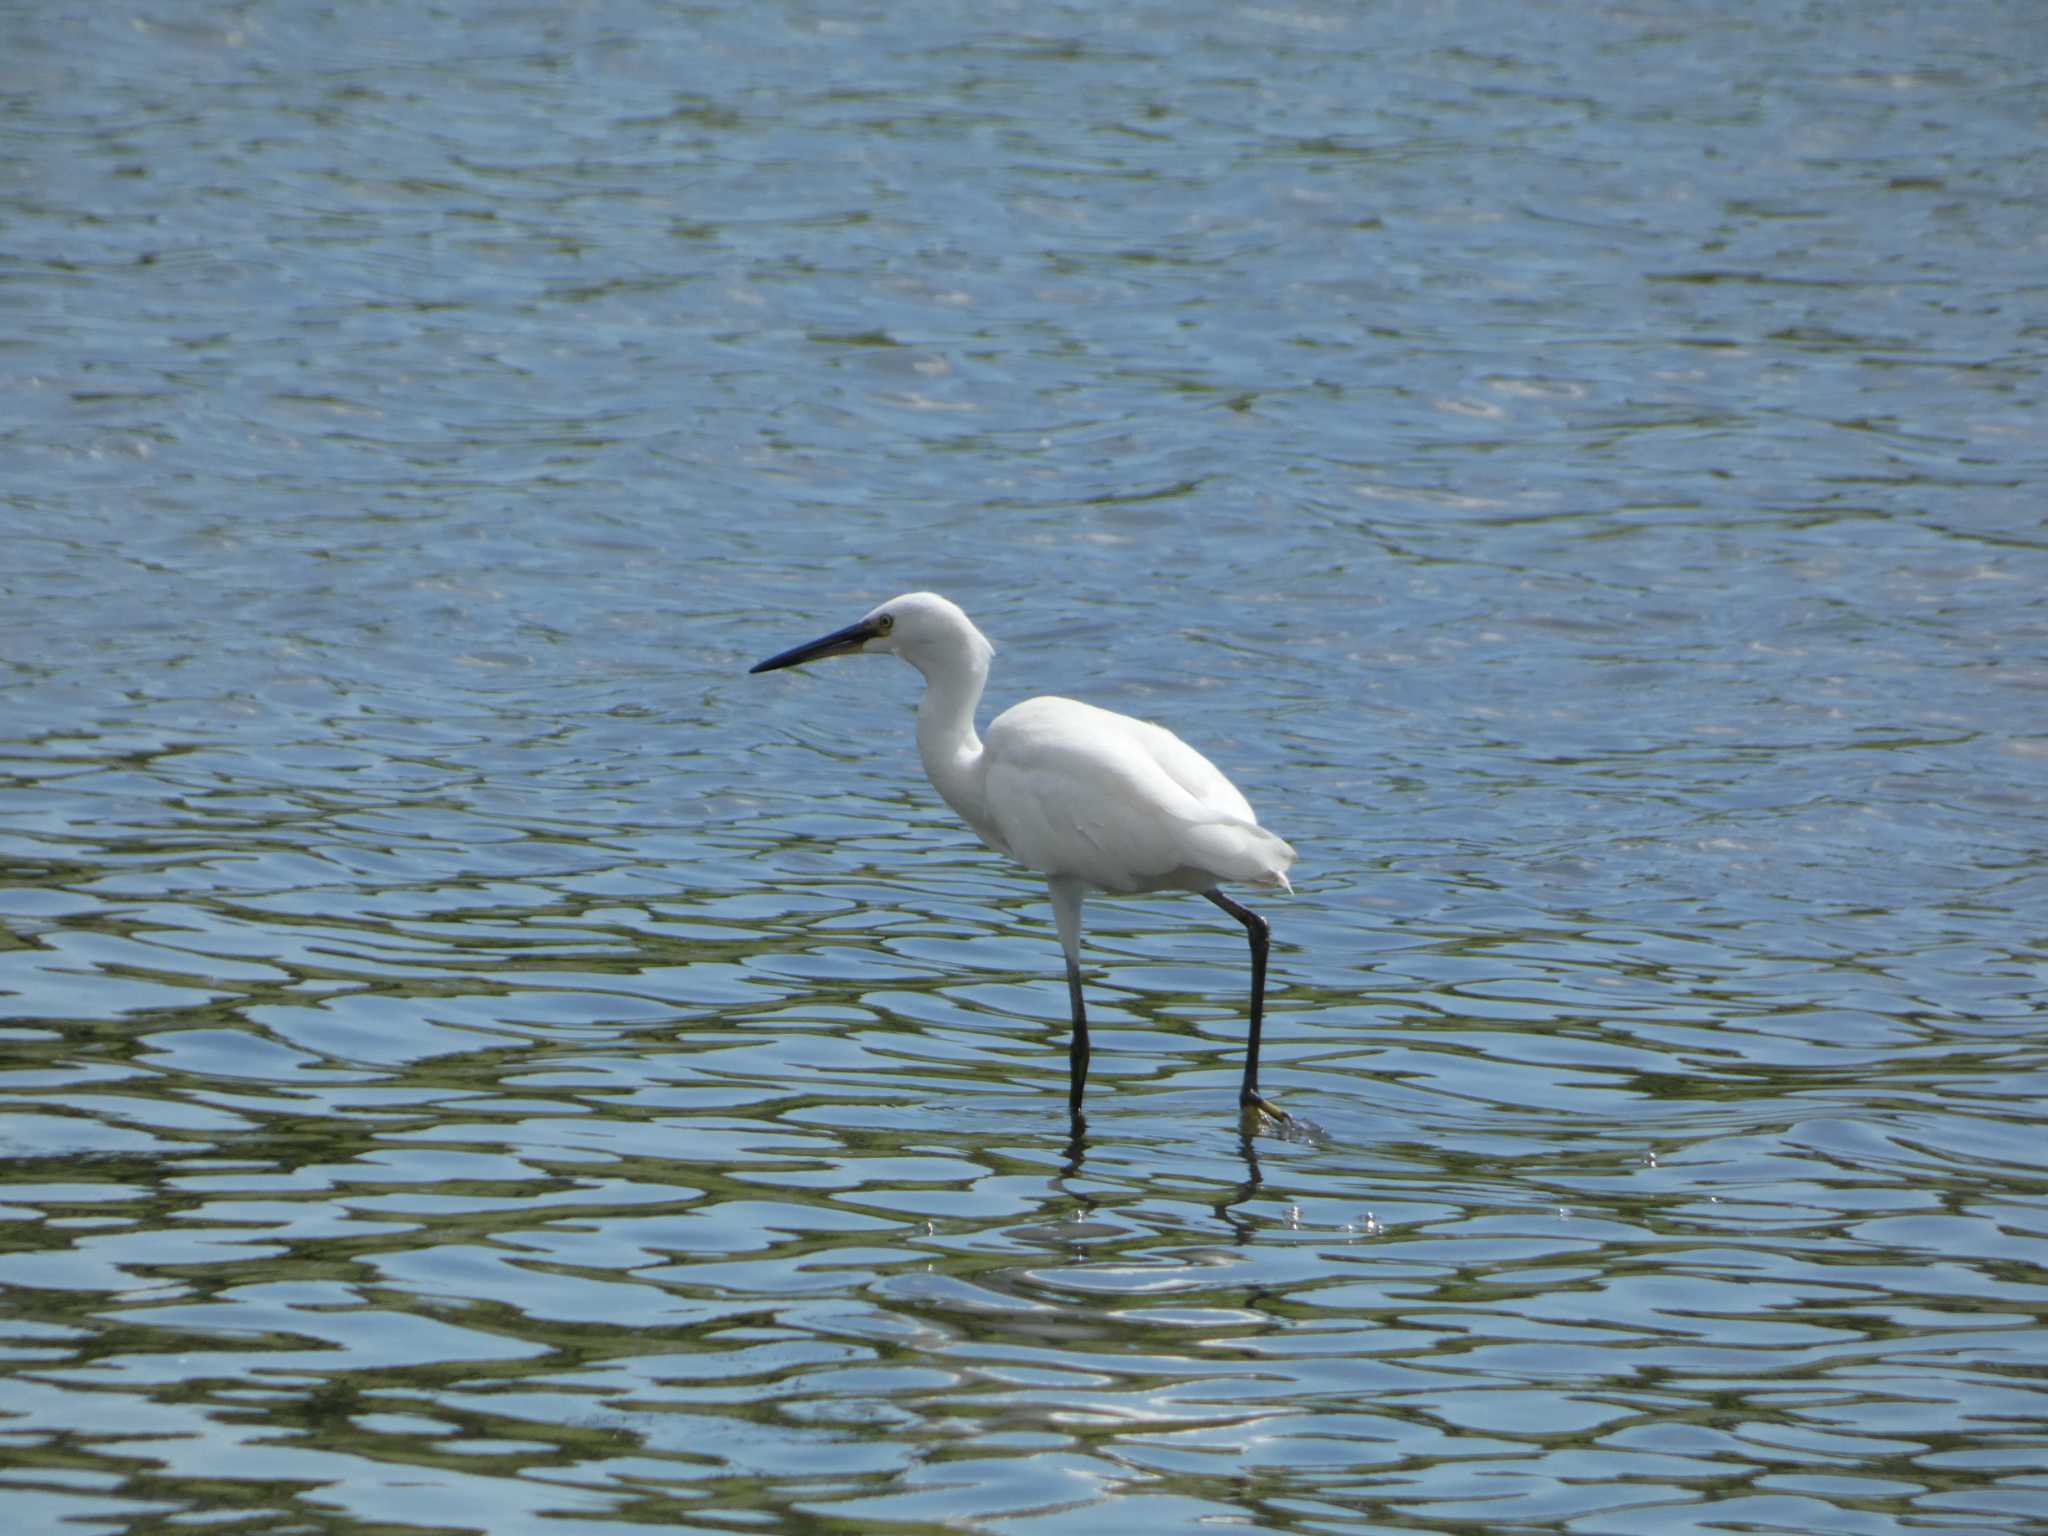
[749,616,883,674]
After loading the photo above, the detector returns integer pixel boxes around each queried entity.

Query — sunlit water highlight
[3,3,2045,1533]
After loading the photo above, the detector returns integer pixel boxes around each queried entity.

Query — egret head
[749,591,994,681]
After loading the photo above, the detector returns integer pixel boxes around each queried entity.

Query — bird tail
[1184,817,1297,892]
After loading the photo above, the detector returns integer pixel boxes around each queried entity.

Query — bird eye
[876,613,894,634]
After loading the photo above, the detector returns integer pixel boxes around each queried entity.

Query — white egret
[750,592,1297,1122]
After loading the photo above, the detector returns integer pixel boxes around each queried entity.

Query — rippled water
[5,3,2046,1532]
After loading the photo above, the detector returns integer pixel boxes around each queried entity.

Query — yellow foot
[1240,1092,1293,1131]
[1240,1092,1327,1145]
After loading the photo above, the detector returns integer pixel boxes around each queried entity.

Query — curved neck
[912,645,993,841]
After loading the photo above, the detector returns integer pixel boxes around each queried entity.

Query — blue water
[4,3,2046,1532]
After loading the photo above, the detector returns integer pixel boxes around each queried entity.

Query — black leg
[1049,878,1091,1112]
[1065,947,1091,1112]
[1205,889,1287,1122]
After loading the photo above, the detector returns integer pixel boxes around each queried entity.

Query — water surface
[3,3,2046,1532]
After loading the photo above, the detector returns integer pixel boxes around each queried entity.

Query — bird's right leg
[1049,877,1090,1111]
[1205,888,1293,1129]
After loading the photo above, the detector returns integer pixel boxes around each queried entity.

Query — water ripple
[6,1,2047,1532]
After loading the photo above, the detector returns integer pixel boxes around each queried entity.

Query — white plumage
[751,591,1296,1120]
[982,696,1293,895]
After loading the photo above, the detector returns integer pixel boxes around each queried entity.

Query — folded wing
[982,696,1295,895]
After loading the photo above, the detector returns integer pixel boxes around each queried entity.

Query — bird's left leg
[1049,877,1090,1112]
[1204,889,1291,1126]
